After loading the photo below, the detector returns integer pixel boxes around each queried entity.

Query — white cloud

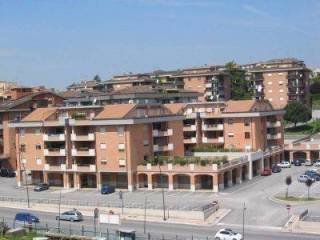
[242,4,270,17]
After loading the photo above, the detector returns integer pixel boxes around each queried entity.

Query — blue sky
[0,0,319,89]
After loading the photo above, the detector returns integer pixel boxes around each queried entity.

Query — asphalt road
[0,207,319,240]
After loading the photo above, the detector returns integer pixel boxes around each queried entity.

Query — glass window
[245,132,250,139]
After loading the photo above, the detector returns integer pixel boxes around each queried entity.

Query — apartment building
[243,58,310,109]
[63,86,200,106]
[11,100,284,192]
[0,81,18,100]
[0,90,64,169]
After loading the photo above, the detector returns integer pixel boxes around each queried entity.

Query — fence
[0,217,216,240]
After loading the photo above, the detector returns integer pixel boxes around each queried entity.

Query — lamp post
[159,164,166,221]
[58,188,62,233]
[242,202,246,240]
[22,164,30,208]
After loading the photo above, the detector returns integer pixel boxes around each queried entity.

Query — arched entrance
[195,175,213,190]
[173,174,190,190]
[152,174,168,189]
[138,173,148,188]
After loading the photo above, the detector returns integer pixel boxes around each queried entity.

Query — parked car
[101,184,115,195]
[277,161,291,168]
[214,228,243,240]
[297,175,314,183]
[314,161,320,167]
[56,209,83,222]
[34,183,49,192]
[260,168,271,176]
[292,159,302,166]
[271,165,282,173]
[14,212,40,225]
[305,160,313,166]
[305,170,320,181]
[0,168,16,177]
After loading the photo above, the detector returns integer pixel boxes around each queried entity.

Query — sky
[0,0,319,89]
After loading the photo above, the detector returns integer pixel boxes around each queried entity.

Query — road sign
[286,204,291,210]
[94,208,99,219]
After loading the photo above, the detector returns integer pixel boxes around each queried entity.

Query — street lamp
[158,162,166,221]
[57,188,62,233]
[242,202,246,240]
[22,164,30,208]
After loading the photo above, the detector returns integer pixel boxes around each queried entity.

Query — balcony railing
[43,134,65,141]
[71,133,95,141]
[71,164,96,172]
[183,137,196,144]
[153,143,174,152]
[71,148,95,156]
[44,164,66,171]
[202,124,224,131]
[44,149,66,156]
[267,133,282,140]
[266,121,281,128]
[152,129,173,137]
[202,137,224,144]
[183,125,196,131]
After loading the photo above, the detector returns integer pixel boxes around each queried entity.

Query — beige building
[10,100,284,192]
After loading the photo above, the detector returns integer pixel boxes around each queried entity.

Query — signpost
[286,204,291,220]
[94,208,99,236]
[119,191,124,215]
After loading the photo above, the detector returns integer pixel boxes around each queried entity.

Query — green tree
[311,76,320,83]
[309,120,320,134]
[285,175,292,199]
[284,101,311,127]
[225,61,252,100]
[93,74,101,82]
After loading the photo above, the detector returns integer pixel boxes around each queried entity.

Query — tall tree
[225,61,252,100]
[93,75,101,82]
[284,101,311,127]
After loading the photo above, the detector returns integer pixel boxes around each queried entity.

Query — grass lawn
[276,196,319,202]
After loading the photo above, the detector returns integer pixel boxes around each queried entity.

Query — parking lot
[0,164,320,227]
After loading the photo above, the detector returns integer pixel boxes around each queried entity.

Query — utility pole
[159,165,166,221]
[143,196,147,234]
[242,202,246,240]
[58,188,62,233]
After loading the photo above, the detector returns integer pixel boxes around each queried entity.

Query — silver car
[56,210,83,222]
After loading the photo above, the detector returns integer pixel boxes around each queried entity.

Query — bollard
[46,223,49,232]
[148,233,151,240]
[81,225,84,236]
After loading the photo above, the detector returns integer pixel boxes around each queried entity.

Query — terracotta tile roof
[164,103,186,114]
[224,100,273,113]
[22,107,57,121]
[94,104,137,119]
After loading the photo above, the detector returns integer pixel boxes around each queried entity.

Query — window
[279,81,283,85]
[35,144,41,150]
[267,73,272,76]
[279,89,284,93]
[280,97,284,101]
[101,160,107,165]
[36,158,42,165]
[143,140,149,146]
[227,119,233,125]
[278,72,283,75]
[228,133,234,137]
[100,127,106,134]
[118,143,125,152]
[21,159,27,164]
[117,126,124,136]
[244,119,250,126]
[100,143,106,149]
[35,128,41,135]
[19,128,25,137]
[267,81,272,85]
[245,132,250,139]
[269,98,273,102]
[119,159,126,167]
[20,144,26,152]
[268,90,272,93]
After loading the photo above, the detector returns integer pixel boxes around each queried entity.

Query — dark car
[272,165,282,173]
[14,212,39,226]
[101,184,115,195]
[292,159,302,166]
[305,170,320,181]
[34,183,49,192]
[0,168,16,177]
[261,168,271,176]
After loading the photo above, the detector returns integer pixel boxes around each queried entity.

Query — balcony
[44,164,66,171]
[153,143,174,152]
[266,121,281,128]
[267,133,282,140]
[71,164,96,172]
[202,137,224,144]
[183,137,196,144]
[71,133,95,141]
[44,149,66,157]
[183,125,196,131]
[152,129,173,137]
[43,134,65,142]
[71,148,95,156]
[202,124,224,131]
